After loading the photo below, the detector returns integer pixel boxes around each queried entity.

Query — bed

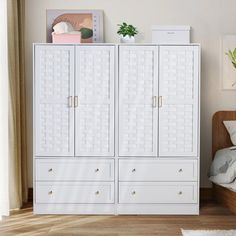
[211,111,236,213]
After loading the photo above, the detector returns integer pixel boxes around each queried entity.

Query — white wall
[25,0,236,188]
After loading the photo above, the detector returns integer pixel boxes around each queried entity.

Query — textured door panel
[75,46,115,156]
[159,46,199,156]
[119,46,158,156]
[34,45,74,156]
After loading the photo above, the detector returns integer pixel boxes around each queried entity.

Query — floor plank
[0,201,236,236]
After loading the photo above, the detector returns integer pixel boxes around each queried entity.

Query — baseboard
[28,187,213,202]
[200,187,212,201]
[28,188,33,202]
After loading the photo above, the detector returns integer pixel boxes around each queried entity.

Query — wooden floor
[1,201,236,236]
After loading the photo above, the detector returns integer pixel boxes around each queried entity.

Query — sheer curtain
[0,0,10,219]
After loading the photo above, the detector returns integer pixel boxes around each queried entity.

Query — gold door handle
[158,96,163,108]
[152,96,157,108]
[68,96,73,108]
[74,96,78,107]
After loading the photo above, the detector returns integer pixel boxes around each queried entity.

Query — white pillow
[223,120,236,145]
[53,22,74,34]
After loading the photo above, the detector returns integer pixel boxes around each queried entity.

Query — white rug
[181,230,236,236]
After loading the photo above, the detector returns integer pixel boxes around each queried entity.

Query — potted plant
[117,22,138,43]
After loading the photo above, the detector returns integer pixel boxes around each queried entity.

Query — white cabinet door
[159,46,199,157]
[119,46,158,156]
[34,45,74,156]
[75,46,115,156]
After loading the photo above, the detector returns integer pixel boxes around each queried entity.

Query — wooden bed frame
[212,111,236,213]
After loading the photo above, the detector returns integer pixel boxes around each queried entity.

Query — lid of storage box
[152,25,191,31]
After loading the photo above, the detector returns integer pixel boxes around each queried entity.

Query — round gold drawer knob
[48,168,53,172]
[131,191,136,195]
[48,190,53,195]
[178,191,183,195]
[95,191,100,195]
[95,168,99,172]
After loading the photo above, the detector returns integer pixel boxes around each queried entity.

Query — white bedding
[210,175,236,192]
[219,179,236,192]
[209,147,236,191]
[209,160,236,184]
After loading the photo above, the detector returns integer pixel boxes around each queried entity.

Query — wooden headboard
[212,111,236,158]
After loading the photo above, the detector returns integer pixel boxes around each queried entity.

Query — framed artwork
[221,35,236,90]
[46,10,104,43]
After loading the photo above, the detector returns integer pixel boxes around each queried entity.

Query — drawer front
[119,182,197,204]
[36,182,114,204]
[119,159,197,181]
[35,159,114,181]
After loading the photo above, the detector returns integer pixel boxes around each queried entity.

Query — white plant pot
[120,35,135,43]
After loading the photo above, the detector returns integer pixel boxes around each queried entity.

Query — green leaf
[117,22,138,37]
[79,28,93,39]
[233,48,236,58]
[226,48,236,68]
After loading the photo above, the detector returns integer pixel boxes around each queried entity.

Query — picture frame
[46,9,104,43]
[221,35,236,90]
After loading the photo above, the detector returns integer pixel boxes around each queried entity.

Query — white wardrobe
[33,43,200,215]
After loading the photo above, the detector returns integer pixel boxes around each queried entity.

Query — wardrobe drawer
[36,182,114,204]
[119,160,197,181]
[119,182,197,204]
[35,159,114,181]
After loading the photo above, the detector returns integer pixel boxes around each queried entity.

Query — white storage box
[152,25,190,44]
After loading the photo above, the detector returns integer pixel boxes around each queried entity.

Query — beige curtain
[0,0,10,218]
[8,0,28,209]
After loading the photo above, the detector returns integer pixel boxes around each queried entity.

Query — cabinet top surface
[33,43,200,46]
